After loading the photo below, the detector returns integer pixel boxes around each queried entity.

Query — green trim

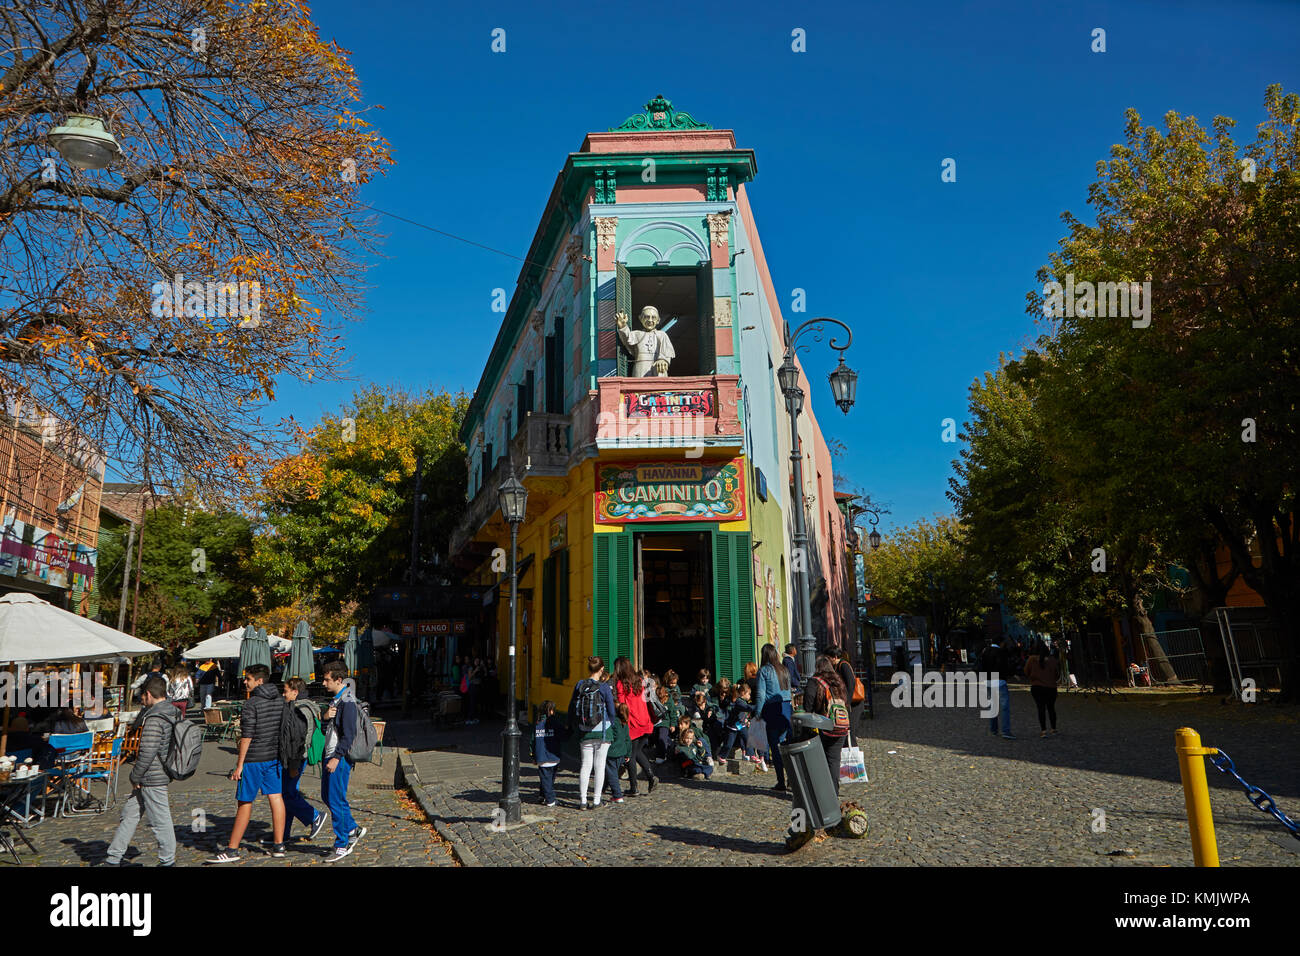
[460,149,757,442]
[611,96,711,132]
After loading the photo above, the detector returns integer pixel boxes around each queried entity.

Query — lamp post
[847,506,882,666]
[497,461,528,825]
[778,317,857,685]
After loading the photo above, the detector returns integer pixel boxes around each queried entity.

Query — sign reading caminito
[595,459,746,523]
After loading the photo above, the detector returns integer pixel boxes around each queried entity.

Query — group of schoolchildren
[532,657,772,809]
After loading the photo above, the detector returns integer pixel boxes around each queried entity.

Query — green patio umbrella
[287,619,315,683]
[357,626,375,675]
[343,625,359,676]
[236,625,270,677]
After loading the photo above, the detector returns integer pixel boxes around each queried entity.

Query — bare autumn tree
[0,0,392,498]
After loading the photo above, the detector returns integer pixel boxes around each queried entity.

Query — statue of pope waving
[616,306,675,377]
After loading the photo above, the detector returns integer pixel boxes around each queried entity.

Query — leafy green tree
[864,515,989,640]
[1025,85,1300,694]
[98,500,260,651]
[255,385,469,611]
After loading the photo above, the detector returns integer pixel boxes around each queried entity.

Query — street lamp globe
[498,466,528,526]
[777,358,800,394]
[869,528,881,550]
[828,356,858,414]
[48,114,120,170]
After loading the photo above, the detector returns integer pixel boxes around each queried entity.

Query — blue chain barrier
[1208,749,1300,841]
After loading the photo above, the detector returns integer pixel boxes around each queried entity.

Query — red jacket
[617,680,653,739]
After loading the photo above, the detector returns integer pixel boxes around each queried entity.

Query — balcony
[585,374,742,453]
[450,377,744,565]
[449,411,573,562]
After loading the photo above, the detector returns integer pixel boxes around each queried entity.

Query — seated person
[662,669,683,706]
[674,727,712,779]
[690,669,713,701]
[687,691,721,758]
[674,712,713,764]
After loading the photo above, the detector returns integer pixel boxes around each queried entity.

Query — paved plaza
[11,732,455,868]
[8,687,1298,868]
[400,687,1300,867]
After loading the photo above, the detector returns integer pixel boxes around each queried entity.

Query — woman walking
[1025,640,1060,737]
[568,656,618,809]
[613,656,658,795]
[804,657,850,794]
[166,665,193,718]
[754,643,793,792]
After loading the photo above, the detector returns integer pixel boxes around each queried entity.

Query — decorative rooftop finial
[610,95,712,132]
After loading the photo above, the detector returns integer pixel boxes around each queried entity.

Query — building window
[617,266,716,377]
[541,547,570,680]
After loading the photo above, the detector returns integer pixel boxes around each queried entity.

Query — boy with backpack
[103,677,181,866]
[321,660,368,861]
[269,677,327,847]
[208,664,286,863]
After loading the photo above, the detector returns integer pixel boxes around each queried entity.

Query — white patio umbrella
[0,592,162,753]
[182,628,290,660]
[0,592,161,663]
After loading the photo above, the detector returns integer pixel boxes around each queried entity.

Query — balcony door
[617,263,715,378]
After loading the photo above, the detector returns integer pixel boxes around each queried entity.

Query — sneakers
[706,756,715,767]
[545,801,557,808]
[647,776,657,794]
[309,811,328,841]
[693,772,706,780]
[347,826,367,847]
[270,843,286,858]
[1049,729,1059,736]
[206,848,241,865]
[611,797,625,804]
[324,844,354,863]
[1040,730,1050,738]
[1001,734,1017,740]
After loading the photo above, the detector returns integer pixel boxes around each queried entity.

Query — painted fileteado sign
[624,390,715,418]
[596,459,746,523]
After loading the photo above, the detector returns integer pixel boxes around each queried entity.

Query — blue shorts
[236,759,282,801]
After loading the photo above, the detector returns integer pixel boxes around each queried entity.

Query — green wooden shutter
[544,335,557,412]
[541,554,556,678]
[594,531,633,667]
[616,263,631,376]
[558,548,570,679]
[698,266,715,375]
[712,530,753,683]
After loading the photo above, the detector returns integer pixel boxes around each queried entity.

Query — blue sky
[270,0,1299,537]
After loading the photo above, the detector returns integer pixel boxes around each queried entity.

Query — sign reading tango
[596,459,745,524]
[401,620,467,637]
[624,389,714,418]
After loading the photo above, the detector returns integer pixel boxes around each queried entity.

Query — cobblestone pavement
[9,737,456,867]
[401,687,1300,867]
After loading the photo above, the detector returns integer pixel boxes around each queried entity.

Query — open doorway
[635,530,713,680]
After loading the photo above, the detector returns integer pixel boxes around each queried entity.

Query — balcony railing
[450,376,744,559]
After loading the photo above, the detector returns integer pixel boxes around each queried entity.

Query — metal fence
[1147,628,1211,688]
[1214,607,1285,701]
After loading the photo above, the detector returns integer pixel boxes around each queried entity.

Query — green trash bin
[781,711,842,844]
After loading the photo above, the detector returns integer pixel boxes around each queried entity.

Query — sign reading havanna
[595,459,745,523]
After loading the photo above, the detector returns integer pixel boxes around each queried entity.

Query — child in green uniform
[604,702,630,803]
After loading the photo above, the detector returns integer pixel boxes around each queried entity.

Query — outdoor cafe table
[0,772,46,864]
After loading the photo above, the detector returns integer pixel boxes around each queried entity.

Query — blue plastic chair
[47,732,93,817]
[68,736,121,814]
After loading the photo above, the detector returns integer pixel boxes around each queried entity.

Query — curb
[399,752,481,867]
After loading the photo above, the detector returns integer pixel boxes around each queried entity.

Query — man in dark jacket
[104,677,177,866]
[208,664,286,863]
[978,641,1014,739]
[783,645,802,688]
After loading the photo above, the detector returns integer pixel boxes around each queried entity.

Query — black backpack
[575,680,605,731]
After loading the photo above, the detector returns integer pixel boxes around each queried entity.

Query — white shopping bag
[840,745,868,784]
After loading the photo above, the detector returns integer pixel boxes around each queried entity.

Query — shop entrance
[635,531,714,681]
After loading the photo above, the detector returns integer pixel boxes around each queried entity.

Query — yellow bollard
[1175,727,1220,867]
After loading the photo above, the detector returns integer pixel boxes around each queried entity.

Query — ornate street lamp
[779,317,856,684]
[497,460,528,825]
[48,114,120,170]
